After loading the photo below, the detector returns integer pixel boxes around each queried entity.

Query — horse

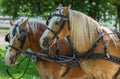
[4,18,90,79]
[40,4,120,79]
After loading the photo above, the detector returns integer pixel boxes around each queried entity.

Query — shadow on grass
[0,45,39,79]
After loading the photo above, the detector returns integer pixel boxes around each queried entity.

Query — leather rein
[6,15,120,79]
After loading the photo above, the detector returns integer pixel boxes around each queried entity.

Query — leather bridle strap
[46,8,70,40]
[7,45,22,53]
[46,28,59,40]
[113,67,120,79]
[47,15,69,40]
[6,29,30,63]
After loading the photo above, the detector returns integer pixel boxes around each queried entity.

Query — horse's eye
[17,36,23,41]
[5,34,10,42]
[17,38,21,41]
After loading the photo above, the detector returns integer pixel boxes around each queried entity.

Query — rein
[6,55,31,79]
[26,48,79,64]
[7,32,120,78]
[24,42,80,77]
[6,46,31,79]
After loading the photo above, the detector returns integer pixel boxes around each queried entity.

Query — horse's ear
[57,3,63,7]
[9,19,14,26]
[63,4,71,15]
[68,4,71,9]
[20,19,28,29]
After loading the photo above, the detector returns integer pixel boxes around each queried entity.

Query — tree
[1,0,56,18]
[0,0,117,24]
[111,0,120,31]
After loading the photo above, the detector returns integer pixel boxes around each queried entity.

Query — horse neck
[69,10,100,53]
[28,22,46,51]
[49,38,72,56]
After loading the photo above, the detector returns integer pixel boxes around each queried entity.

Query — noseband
[46,9,70,40]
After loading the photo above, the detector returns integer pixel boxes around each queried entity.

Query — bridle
[6,20,32,79]
[46,8,70,40]
[6,22,30,64]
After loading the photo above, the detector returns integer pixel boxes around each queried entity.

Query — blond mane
[27,18,46,35]
[69,10,118,52]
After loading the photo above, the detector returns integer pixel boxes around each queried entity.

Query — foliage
[0,0,118,23]
[1,0,55,18]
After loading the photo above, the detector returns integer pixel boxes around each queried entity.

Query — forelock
[14,18,24,25]
[55,7,64,14]
[11,18,24,36]
[51,8,63,22]
[48,7,64,28]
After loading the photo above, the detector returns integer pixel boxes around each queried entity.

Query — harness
[6,17,120,79]
[6,21,30,64]
[7,31,120,79]
[45,8,120,79]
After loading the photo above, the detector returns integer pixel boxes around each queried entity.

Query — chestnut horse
[5,18,90,79]
[40,4,120,79]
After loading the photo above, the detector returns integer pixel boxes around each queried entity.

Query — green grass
[0,45,39,79]
[0,29,9,33]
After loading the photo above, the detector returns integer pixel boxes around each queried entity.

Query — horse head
[5,18,30,65]
[40,4,71,49]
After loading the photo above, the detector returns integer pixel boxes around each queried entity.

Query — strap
[113,67,120,79]
[55,42,60,55]
[6,55,31,79]
[78,52,120,65]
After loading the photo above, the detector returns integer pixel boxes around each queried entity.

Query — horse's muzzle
[41,36,53,49]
